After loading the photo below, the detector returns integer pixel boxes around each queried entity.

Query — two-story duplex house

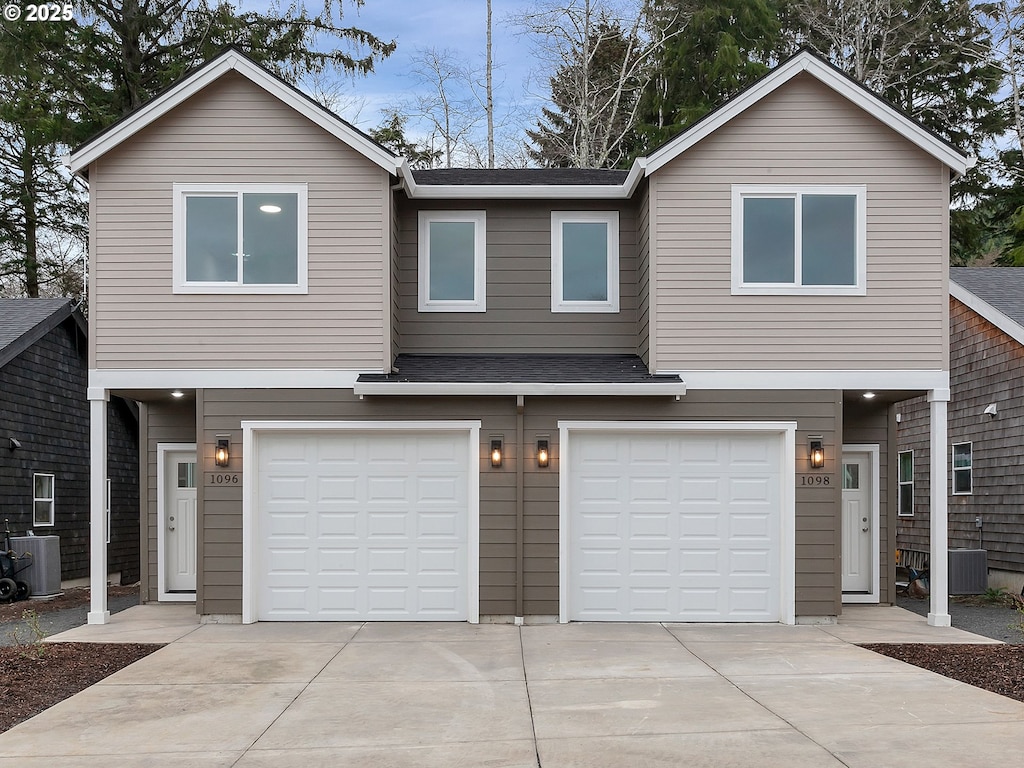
[69,47,969,627]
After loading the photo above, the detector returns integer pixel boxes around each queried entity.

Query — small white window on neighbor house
[173,183,308,294]
[898,450,914,516]
[33,473,55,527]
[732,185,866,296]
[418,211,487,312]
[551,211,619,313]
[952,442,973,495]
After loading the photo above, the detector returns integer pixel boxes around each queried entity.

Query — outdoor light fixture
[8,437,20,451]
[490,438,503,468]
[537,439,550,468]
[171,390,185,399]
[809,437,825,469]
[215,436,230,467]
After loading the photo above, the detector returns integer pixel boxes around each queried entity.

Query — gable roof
[642,49,972,177]
[68,47,400,176]
[950,267,1024,346]
[0,298,83,369]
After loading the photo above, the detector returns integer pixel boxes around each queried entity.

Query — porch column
[928,389,951,627]
[87,388,109,625]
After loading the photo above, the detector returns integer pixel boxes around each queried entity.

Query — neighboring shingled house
[897,268,1024,594]
[0,298,139,586]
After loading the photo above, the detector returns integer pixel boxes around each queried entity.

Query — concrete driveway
[1,605,1022,767]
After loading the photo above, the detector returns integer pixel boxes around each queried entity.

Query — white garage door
[568,430,783,622]
[256,430,472,621]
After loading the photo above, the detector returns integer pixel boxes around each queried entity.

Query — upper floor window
[418,211,486,312]
[731,185,866,296]
[551,211,619,313]
[173,183,308,294]
[33,473,55,527]
[898,450,913,516]
[952,441,972,495]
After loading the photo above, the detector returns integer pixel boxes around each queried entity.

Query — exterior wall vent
[948,549,987,595]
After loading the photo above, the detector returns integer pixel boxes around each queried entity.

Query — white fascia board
[663,369,949,391]
[90,368,365,390]
[352,381,686,397]
[643,52,970,177]
[405,183,632,200]
[69,52,400,175]
[950,281,1024,347]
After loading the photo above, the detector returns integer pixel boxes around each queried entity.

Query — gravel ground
[895,593,1024,644]
[0,591,139,647]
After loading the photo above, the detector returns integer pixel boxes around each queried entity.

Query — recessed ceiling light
[863,391,876,399]
[171,390,185,398]
[259,204,282,213]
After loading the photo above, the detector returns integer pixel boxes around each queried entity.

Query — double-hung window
[33,473,55,527]
[897,450,914,516]
[952,442,972,495]
[418,211,486,312]
[551,211,619,313]
[732,185,866,296]
[173,183,307,294]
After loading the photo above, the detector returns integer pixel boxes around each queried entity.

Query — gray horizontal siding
[396,200,639,354]
[652,72,948,372]
[90,72,388,371]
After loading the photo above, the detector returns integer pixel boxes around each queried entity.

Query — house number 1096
[799,475,831,486]
[207,473,241,485]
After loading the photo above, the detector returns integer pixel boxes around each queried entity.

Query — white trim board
[90,369,365,391]
[841,444,881,605]
[950,281,1024,347]
[240,420,481,625]
[557,420,797,625]
[352,381,687,397]
[70,50,399,175]
[662,369,949,391]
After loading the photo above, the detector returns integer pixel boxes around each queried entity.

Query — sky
[239,0,538,134]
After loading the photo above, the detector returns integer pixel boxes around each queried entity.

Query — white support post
[88,389,110,625]
[928,389,951,627]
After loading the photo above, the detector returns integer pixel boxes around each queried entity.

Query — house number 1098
[799,475,831,486]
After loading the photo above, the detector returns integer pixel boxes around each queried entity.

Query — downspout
[516,394,525,620]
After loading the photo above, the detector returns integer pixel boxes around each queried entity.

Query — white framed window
[33,473,55,527]
[952,442,972,495]
[173,183,308,294]
[417,211,487,312]
[551,211,619,313]
[731,185,866,296]
[898,450,913,516]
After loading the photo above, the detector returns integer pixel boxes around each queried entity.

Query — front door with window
[841,452,873,594]
[163,450,197,594]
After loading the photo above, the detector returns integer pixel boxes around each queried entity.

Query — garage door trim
[558,420,796,625]
[241,420,481,624]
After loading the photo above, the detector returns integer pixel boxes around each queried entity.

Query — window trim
[172,183,308,295]
[731,184,867,296]
[952,441,973,495]
[551,211,620,313]
[33,472,55,527]
[897,449,914,517]
[417,210,487,312]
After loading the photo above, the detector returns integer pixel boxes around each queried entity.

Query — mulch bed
[0,642,161,733]
[862,643,1024,703]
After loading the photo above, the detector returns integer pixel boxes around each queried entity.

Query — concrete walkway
[0,605,1020,767]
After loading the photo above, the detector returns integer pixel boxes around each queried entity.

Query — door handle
[861,516,868,533]
[168,515,175,532]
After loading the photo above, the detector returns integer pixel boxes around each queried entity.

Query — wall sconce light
[490,437,503,468]
[215,436,231,467]
[809,437,825,469]
[537,438,550,468]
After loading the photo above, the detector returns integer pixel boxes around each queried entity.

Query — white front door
[841,452,872,594]
[163,450,197,594]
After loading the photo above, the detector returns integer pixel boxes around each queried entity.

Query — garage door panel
[570,430,783,622]
[257,430,471,621]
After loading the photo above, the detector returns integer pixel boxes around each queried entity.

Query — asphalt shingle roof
[0,299,74,364]
[358,354,680,385]
[411,168,630,186]
[950,267,1024,329]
